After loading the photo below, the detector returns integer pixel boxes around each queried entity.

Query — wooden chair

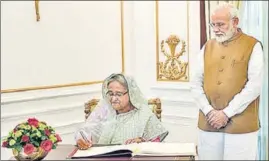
[84,98,162,121]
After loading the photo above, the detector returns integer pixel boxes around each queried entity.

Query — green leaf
[32,141,39,147]
[14,144,22,152]
[8,131,13,137]
[30,133,36,138]
[52,144,56,149]
[41,136,47,141]
[40,130,45,136]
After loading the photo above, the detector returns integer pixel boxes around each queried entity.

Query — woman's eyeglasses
[106,91,128,98]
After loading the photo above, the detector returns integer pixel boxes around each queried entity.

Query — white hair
[211,2,239,19]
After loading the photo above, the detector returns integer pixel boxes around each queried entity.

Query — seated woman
[75,73,169,150]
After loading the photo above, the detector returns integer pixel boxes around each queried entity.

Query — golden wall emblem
[158,35,188,81]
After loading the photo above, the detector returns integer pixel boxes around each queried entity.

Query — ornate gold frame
[155,1,190,82]
[1,1,125,93]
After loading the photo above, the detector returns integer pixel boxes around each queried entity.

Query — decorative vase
[12,147,48,161]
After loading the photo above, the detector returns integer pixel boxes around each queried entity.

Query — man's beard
[214,24,236,43]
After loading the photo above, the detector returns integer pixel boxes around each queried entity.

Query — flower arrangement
[2,118,62,157]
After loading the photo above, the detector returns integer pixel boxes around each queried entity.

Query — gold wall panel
[155,1,190,82]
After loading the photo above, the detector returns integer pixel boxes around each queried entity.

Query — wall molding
[162,114,197,127]
[54,120,84,136]
[1,85,102,105]
[1,104,83,121]
[163,113,197,121]
[162,120,195,127]
[161,97,195,106]
[1,81,103,94]
[150,83,191,91]
[53,120,84,130]
[145,97,196,109]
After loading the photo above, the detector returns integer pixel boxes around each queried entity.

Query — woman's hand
[77,139,92,150]
[125,137,146,144]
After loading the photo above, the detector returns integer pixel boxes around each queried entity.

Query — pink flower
[24,144,35,155]
[55,134,62,142]
[40,140,53,152]
[21,135,29,142]
[27,118,39,127]
[2,141,8,147]
[44,129,50,136]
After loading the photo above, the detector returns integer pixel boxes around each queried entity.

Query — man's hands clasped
[206,110,229,129]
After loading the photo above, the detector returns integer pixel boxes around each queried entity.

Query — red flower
[40,140,53,152]
[24,144,35,155]
[44,129,51,136]
[27,118,39,127]
[21,135,29,142]
[2,141,8,147]
[55,134,62,142]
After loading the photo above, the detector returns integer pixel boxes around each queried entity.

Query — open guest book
[67,142,196,159]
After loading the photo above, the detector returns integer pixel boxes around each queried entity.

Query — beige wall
[1,1,123,90]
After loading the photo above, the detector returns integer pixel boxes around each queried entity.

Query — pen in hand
[80,131,91,143]
[78,131,92,150]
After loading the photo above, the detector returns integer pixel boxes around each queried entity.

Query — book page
[72,144,136,158]
[134,142,196,156]
[72,142,196,158]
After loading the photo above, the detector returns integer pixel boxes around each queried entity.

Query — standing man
[191,3,264,160]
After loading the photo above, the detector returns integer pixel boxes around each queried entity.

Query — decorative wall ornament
[157,35,188,81]
[35,0,40,21]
